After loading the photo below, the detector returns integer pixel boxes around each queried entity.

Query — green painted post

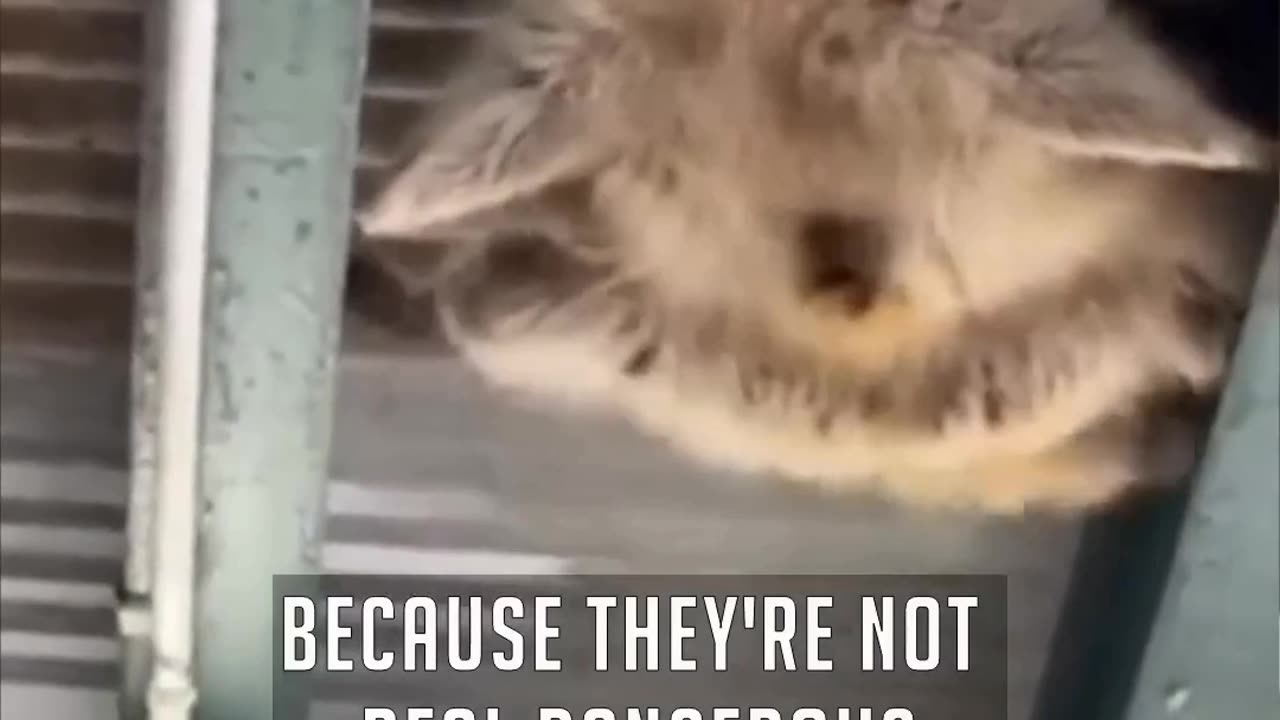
[194,2,369,718]
[1121,215,1280,719]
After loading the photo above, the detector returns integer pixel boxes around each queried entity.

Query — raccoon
[356,0,1277,513]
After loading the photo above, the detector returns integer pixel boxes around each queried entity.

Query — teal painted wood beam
[1121,213,1280,719]
[191,2,369,718]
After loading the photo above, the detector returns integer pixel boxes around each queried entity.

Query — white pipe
[146,0,220,717]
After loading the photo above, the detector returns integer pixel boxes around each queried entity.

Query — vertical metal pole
[142,0,223,718]
[1121,215,1280,719]
[194,2,369,719]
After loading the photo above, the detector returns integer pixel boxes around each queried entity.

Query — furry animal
[356,0,1278,513]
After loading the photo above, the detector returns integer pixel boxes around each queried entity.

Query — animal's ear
[945,4,1276,169]
[358,0,617,240]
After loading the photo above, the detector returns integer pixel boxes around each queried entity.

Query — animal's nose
[797,212,890,315]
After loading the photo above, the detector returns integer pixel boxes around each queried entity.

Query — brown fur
[357,0,1278,514]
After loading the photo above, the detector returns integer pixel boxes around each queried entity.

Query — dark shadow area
[1030,487,1193,720]
[1118,0,1279,136]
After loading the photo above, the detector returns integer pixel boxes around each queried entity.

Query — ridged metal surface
[0,355,129,718]
[0,0,493,357]
[1,354,1083,720]
[0,3,141,709]
[0,1,494,714]
[0,1,1088,718]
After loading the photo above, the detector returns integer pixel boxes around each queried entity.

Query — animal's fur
[357,0,1278,514]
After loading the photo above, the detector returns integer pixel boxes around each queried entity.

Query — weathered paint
[1029,206,1279,720]
[1119,214,1280,719]
[193,1,369,718]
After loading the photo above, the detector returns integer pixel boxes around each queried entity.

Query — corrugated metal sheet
[0,354,1083,719]
[1,0,139,713]
[0,0,492,357]
[0,1,1090,718]
[0,0,494,713]
[0,355,129,717]
[0,0,139,357]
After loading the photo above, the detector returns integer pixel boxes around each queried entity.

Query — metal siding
[0,0,141,359]
[1,356,1084,719]
[0,357,129,717]
[1,0,141,709]
[0,1,477,714]
[0,0,492,356]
